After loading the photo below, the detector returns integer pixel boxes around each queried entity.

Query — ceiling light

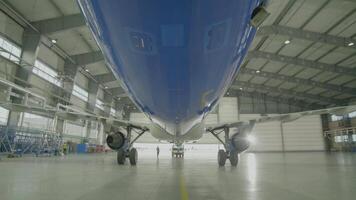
[348,42,354,47]
[239,87,243,90]
[51,39,57,44]
[256,70,260,73]
[284,40,290,45]
[85,69,89,72]
[227,92,230,96]
[104,86,108,89]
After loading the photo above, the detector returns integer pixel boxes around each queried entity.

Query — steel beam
[240,68,356,95]
[93,73,116,84]
[257,25,356,49]
[70,51,103,66]
[32,14,85,34]
[107,88,127,97]
[232,81,346,105]
[246,50,356,77]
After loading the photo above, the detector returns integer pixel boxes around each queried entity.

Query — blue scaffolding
[0,125,62,157]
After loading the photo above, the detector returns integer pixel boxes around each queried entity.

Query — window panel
[33,60,62,87]
[348,111,356,118]
[72,84,89,102]
[20,113,53,130]
[0,35,21,64]
[110,108,116,116]
[96,99,104,110]
[0,106,9,126]
[334,136,342,143]
[331,114,343,122]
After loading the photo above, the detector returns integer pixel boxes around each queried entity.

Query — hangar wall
[130,97,325,152]
[0,9,110,145]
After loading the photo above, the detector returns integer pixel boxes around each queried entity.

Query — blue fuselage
[78,0,261,135]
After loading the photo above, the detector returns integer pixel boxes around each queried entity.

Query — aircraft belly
[78,0,261,135]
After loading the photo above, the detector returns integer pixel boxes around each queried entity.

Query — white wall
[19,113,54,130]
[218,97,238,123]
[64,122,85,137]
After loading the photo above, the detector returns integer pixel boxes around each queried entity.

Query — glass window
[348,111,356,118]
[0,106,9,126]
[353,134,356,142]
[72,84,89,102]
[64,122,85,137]
[334,136,342,143]
[110,108,116,116]
[33,60,62,87]
[0,35,21,64]
[95,99,104,110]
[20,113,53,130]
[331,114,343,122]
[343,135,349,142]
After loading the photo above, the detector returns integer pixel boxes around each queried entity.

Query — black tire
[129,148,138,165]
[218,150,227,166]
[229,150,239,167]
[117,149,126,165]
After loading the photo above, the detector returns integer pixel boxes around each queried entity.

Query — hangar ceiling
[2,0,356,111]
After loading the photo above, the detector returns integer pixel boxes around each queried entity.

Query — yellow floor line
[180,174,189,200]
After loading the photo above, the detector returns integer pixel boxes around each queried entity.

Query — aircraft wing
[207,104,356,131]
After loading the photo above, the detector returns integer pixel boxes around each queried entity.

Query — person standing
[63,143,68,155]
[156,146,160,158]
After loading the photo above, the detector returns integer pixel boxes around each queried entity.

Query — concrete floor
[0,152,355,200]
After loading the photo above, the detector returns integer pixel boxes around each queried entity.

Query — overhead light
[51,39,57,44]
[85,69,89,72]
[256,70,260,73]
[227,92,230,96]
[239,87,243,90]
[104,86,108,89]
[284,40,291,45]
[118,97,121,100]
[348,42,354,47]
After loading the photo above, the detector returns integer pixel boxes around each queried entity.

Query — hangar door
[245,114,325,152]
[282,115,325,151]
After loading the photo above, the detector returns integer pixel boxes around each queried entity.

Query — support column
[62,62,79,102]
[85,81,99,139]
[99,92,113,144]
[7,28,41,129]
[280,122,285,152]
[103,92,113,117]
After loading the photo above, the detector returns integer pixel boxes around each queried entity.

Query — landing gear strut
[207,126,240,167]
[116,125,147,166]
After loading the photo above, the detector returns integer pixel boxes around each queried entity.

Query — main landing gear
[207,126,240,167]
[112,125,147,166]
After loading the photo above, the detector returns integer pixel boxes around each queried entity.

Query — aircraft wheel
[229,150,239,167]
[117,149,126,165]
[218,150,227,166]
[129,148,138,165]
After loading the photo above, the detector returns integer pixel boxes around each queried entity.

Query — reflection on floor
[0,151,355,200]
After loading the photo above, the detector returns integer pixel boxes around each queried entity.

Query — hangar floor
[0,152,355,200]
